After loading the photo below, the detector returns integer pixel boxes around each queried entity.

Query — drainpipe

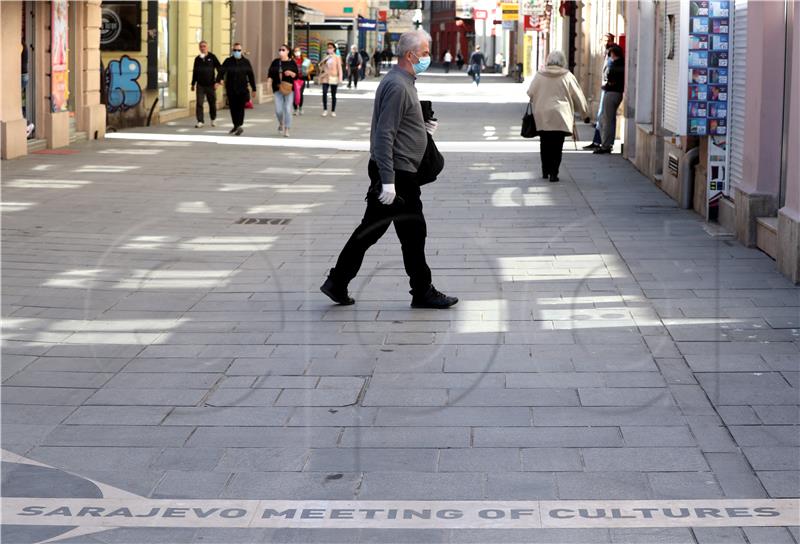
[679,146,700,209]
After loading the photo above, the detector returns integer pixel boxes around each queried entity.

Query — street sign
[358,18,377,30]
[473,9,488,20]
[502,20,515,30]
[501,3,520,21]
[343,6,353,14]
[377,21,387,32]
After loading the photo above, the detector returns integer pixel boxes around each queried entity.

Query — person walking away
[443,50,452,73]
[320,29,458,310]
[383,46,394,69]
[456,51,464,71]
[360,48,369,80]
[469,45,485,85]
[191,40,221,128]
[346,45,362,89]
[319,42,343,117]
[217,43,256,136]
[527,50,588,182]
[292,47,311,116]
[594,45,624,154]
[267,44,297,138]
[372,48,382,76]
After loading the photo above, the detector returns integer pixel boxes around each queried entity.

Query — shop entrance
[22,1,36,140]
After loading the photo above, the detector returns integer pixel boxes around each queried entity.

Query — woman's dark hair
[608,45,624,59]
[327,42,336,49]
[280,43,290,51]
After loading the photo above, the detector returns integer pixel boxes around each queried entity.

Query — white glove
[378,183,396,205]
[425,120,439,136]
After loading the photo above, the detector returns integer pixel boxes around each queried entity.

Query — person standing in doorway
[321,29,458,310]
[594,45,624,154]
[443,49,453,73]
[292,47,310,116]
[527,50,588,182]
[319,42,343,117]
[495,51,504,73]
[191,40,221,128]
[584,33,617,150]
[346,45,362,89]
[217,43,256,136]
[267,44,297,138]
[469,45,486,85]
[456,51,464,71]
[372,48,382,76]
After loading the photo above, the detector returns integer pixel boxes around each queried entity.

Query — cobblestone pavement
[2,73,798,543]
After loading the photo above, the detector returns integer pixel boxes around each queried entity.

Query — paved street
[2,73,799,543]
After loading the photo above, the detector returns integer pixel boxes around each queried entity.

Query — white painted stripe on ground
[105,132,554,153]
[3,498,798,529]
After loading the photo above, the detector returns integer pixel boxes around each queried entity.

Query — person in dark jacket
[594,45,624,154]
[190,41,221,128]
[584,35,618,150]
[216,43,256,136]
[321,30,457,310]
[372,48,382,76]
[346,45,362,88]
[359,49,369,80]
[469,46,486,86]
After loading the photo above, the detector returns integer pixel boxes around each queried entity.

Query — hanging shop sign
[358,18,378,30]
[501,3,520,21]
[685,0,731,210]
[100,1,142,51]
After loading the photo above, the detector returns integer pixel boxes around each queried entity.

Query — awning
[289,3,326,25]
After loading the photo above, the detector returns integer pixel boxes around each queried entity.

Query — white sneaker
[299,108,303,116]
[331,112,337,117]
[195,122,204,128]
[283,129,290,138]
[26,123,35,137]
[210,120,216,127]
[322,110,328,117]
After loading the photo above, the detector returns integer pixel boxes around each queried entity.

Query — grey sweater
[369,66,427,185]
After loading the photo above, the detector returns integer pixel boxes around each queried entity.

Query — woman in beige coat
[319,42,343,117]
[527,50,589,182]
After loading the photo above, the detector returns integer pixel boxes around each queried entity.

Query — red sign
[473,9,488,19]
[378,10,387,21]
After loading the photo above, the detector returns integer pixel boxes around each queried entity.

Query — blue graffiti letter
[107,55,142,112]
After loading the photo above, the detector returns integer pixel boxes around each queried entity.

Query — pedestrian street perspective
[1,1,799,543]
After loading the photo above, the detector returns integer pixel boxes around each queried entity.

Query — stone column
[734,1,787,246]
[0,1,28,159]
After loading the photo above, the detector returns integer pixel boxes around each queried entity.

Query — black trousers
[195,85,216,122]
[348,67,359,88]
[322,84,337,111]
[332,161,432,295]
[539,131,567,176]
[227,92,248,128]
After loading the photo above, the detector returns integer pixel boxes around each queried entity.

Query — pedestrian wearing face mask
[217,43,256,135]
[292,47,311,116]
[321,30,458,310]
[319,42,343,117]
[267,44,298,137]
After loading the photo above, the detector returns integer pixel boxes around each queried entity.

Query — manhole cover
[235,218,291,225]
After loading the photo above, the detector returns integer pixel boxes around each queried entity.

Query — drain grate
[235,217,291,225]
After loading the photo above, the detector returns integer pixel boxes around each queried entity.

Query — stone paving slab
[2,74,798,543]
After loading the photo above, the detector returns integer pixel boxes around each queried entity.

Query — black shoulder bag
[521,103,538,138]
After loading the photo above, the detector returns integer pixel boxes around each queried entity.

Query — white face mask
[199,52,207,58]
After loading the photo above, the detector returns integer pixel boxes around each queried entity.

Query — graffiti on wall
[106,55,142,112]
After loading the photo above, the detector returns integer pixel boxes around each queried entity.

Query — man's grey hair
[546,50,567,67]
[397,29,432,58]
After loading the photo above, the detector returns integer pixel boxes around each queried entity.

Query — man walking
[191,40,221,128]
[347,45,362,88]
[469,45,486,86]
[321,30,458,309]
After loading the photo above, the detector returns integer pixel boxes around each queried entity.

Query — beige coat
[318,54,343,85]
[527,66,588,133]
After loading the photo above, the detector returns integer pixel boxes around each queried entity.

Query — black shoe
[228,127,237,134]
[583,143,600,150]
[320,270,354,305]
[235,127,244,136]
[549,174,559,182]
[593,147,611,154]
[411,286,458,309]
[542,172,550,179]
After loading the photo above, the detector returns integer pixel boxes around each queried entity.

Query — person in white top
[495,52,504,73]
[443,50,453,73]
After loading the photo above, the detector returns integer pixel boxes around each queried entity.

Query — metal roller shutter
[729,0,748,195]
[661,0,682,134]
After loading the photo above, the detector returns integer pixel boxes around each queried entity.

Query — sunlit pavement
[2,72,799,544]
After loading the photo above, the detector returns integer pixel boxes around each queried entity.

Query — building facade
[2,0,105,159]
[623,0,799,283]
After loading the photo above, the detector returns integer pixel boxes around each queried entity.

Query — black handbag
[521,103,538,138]
[418,133,444,185]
